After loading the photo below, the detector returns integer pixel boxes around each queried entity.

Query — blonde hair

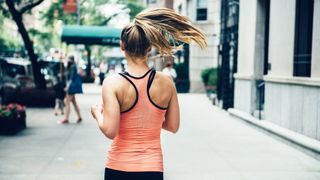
[121,8,207,57]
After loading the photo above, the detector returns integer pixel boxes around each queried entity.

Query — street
[0,84,319,180]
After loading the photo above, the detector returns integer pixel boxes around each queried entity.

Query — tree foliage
[121,0,145,20]
[42,0,144,27]
[0,0,19,50]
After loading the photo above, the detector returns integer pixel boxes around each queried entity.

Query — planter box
[175,79,190,93]
[0,111,26,135]
[205,85,216,92]
[2,88,55,107]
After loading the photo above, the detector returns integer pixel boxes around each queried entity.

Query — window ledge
[263,75,320,87]
[234,73,254,80]
[195,20,209,24]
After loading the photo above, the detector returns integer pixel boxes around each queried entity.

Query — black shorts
[104,168,163,180]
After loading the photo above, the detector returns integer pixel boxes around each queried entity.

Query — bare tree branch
[80,0,86,6]
[99,13,120,26]
[19,0,44,14]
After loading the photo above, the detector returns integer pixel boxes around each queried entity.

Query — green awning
[61,25,122,46]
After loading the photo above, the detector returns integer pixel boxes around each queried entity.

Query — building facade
[140,0,173,9]
[174,0,221,93]
[216,0,239,109]
[142,0,220,93]
[233,0,320,140]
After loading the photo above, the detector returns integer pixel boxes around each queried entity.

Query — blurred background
[0,0,319,180]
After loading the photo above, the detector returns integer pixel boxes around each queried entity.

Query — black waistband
[105,168,163,180]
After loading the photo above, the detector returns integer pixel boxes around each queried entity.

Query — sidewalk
[0,84,319,180]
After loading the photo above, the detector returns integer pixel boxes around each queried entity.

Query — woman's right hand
[91,104,103,121]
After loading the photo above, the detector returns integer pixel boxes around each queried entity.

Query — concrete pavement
[0,84,319,180]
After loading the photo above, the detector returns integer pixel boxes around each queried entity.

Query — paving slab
[0,84,319,180]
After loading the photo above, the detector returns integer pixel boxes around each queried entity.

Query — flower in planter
[0,105,10,117]
[0,103,27,135]
[7,103,25,111]
[0,109,12,117]
[0,103,25,118]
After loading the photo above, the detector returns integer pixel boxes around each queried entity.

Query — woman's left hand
[91,104,103,120]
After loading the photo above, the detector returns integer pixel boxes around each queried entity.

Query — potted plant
[201,68,218,105]
[0,103,26,135]
[201,67,218,94]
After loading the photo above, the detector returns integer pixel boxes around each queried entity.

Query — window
[196,0,207,21]
[178,5,182,14]
[293,0,314,77]
[147,0,157,5]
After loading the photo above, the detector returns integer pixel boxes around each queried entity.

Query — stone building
[173,0,221,92]
[232,0,320,140]
[139,0,221,93]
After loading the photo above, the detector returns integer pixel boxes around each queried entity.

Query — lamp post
[77,0,80,25]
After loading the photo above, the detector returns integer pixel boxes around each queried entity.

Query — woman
[91,8,207,180]
[58,56,83,124]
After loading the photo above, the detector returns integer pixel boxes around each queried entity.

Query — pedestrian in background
[91,8,207,180]
[99,61,107,85]
[58,55,83,124]
[162,61,177,81]
[53,56,66,116]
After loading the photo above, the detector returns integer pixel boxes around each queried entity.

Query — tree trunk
[5,0,46,89]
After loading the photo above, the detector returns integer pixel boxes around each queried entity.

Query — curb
[228,108,320,154]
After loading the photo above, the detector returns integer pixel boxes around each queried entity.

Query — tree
[42,0,145,78]
[42,0,145,27]
[29,28,52,53]
[43,0,117,27]
[121,0,145,21]
[0,1,16,51]
[3,0,46,89]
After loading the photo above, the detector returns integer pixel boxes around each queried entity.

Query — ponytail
[121,8,207,57]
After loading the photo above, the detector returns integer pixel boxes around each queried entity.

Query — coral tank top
[106,69,167,172]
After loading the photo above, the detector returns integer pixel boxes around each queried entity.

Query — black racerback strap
[147,70,168,110]
[118,72,139,113]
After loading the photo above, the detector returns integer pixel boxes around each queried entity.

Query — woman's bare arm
[163,80,180,133]
[92,76,121,139]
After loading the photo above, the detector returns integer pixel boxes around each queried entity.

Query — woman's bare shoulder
[154,71,175,89]
[102,74,127,89]
[155,71,174,82]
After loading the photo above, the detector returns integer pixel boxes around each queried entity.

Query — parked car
[0,57,55,107]
[4,57,35,89]
[0,58,20,104]
[39,59,61,88]
[0,57,28,104]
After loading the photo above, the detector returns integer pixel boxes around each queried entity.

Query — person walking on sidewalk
[162,61,177,81]
[58,56,83,124]
[53,75,66,116]
[99,61,107,85]
[91,8,207,180]
[53,57,66,116]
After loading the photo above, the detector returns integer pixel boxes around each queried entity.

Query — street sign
[63,0,77,14]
